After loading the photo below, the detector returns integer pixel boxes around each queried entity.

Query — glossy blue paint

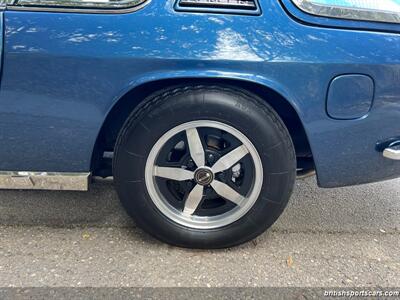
[326,74,374,120]
[0,12,3,78]
[0,0,400,187]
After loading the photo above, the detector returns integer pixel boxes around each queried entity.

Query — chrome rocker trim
[7,0,150,14]
[0,171,90,191]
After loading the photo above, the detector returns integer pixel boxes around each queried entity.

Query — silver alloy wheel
[145,120,263,229]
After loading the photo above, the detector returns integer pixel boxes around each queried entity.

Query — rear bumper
[310,94,400,188]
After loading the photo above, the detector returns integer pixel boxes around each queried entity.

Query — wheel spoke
[211,180,245,206]
[183,184,204,216]
[211,145,249,174]
[186,128,205,167]
[154,166,194,181]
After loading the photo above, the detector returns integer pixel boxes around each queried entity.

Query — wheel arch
[91,75,314,177]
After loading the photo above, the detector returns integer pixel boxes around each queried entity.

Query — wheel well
[92,78,314,177]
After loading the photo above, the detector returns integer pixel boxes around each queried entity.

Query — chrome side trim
[16,0,145,8]
[291,0,400,24]
[8,0,150,14]
[0,171,90,191]
[383,146,400,160]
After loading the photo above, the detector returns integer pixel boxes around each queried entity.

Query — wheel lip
[145,120,264,230]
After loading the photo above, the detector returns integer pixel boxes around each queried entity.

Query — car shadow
[0,177,398,242]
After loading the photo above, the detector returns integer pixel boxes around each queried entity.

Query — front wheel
[114,86,296,248]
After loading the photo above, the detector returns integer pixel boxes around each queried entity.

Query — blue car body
[0,0,399,188]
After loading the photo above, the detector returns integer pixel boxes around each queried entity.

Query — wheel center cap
[194,167,214,186]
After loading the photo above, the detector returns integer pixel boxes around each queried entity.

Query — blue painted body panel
[0,0,400,187]
[0,13,3,84]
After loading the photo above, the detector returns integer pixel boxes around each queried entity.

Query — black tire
[113,85,296,249]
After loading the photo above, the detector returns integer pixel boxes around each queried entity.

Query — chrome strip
[383,148,400,160]
[291,0,400,24]
[16,0,145,9]
[0,171,90,191]
[383,142,400,160]
[8,0,150,14]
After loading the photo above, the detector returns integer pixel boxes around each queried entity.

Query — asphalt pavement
[0,177,399,288]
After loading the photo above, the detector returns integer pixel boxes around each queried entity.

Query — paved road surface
[0,177,399,287]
